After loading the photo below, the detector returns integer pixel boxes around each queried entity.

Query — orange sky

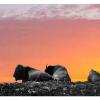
[0,18,100,82]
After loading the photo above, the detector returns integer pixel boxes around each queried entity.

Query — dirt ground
[0,80,100,96]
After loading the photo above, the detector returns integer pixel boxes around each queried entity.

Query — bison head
[45,65,54,75]
[13,65,26,81]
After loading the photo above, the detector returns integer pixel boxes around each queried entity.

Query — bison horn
[46,64,48,69]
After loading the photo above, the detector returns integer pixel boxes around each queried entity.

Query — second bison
[45,65,71,81]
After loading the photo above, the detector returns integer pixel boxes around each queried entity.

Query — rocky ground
[0,80,100,96]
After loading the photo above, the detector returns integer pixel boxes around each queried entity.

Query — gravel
[0,80,100,96]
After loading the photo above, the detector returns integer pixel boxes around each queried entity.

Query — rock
[0,80,100,96]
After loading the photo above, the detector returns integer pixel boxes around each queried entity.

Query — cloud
[0,4,100,20]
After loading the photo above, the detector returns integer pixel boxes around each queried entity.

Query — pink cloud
[0,4,100,20]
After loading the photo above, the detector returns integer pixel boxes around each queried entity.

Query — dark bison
[88,69,100,82]
[13,65,53,82]
[45,65,71,81]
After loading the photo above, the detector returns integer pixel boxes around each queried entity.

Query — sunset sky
[0,4,100,82]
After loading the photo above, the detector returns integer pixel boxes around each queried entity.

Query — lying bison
[45,65,71,81]
[13,65,53,82]
[88,69,100,82]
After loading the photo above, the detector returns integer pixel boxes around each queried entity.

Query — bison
[88,69,100,82]
[45,65,71,81]
[13,65,53,82]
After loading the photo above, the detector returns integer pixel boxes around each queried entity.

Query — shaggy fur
[88,69,100,82]
[13,65,53,82]
[45,65,71,81]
